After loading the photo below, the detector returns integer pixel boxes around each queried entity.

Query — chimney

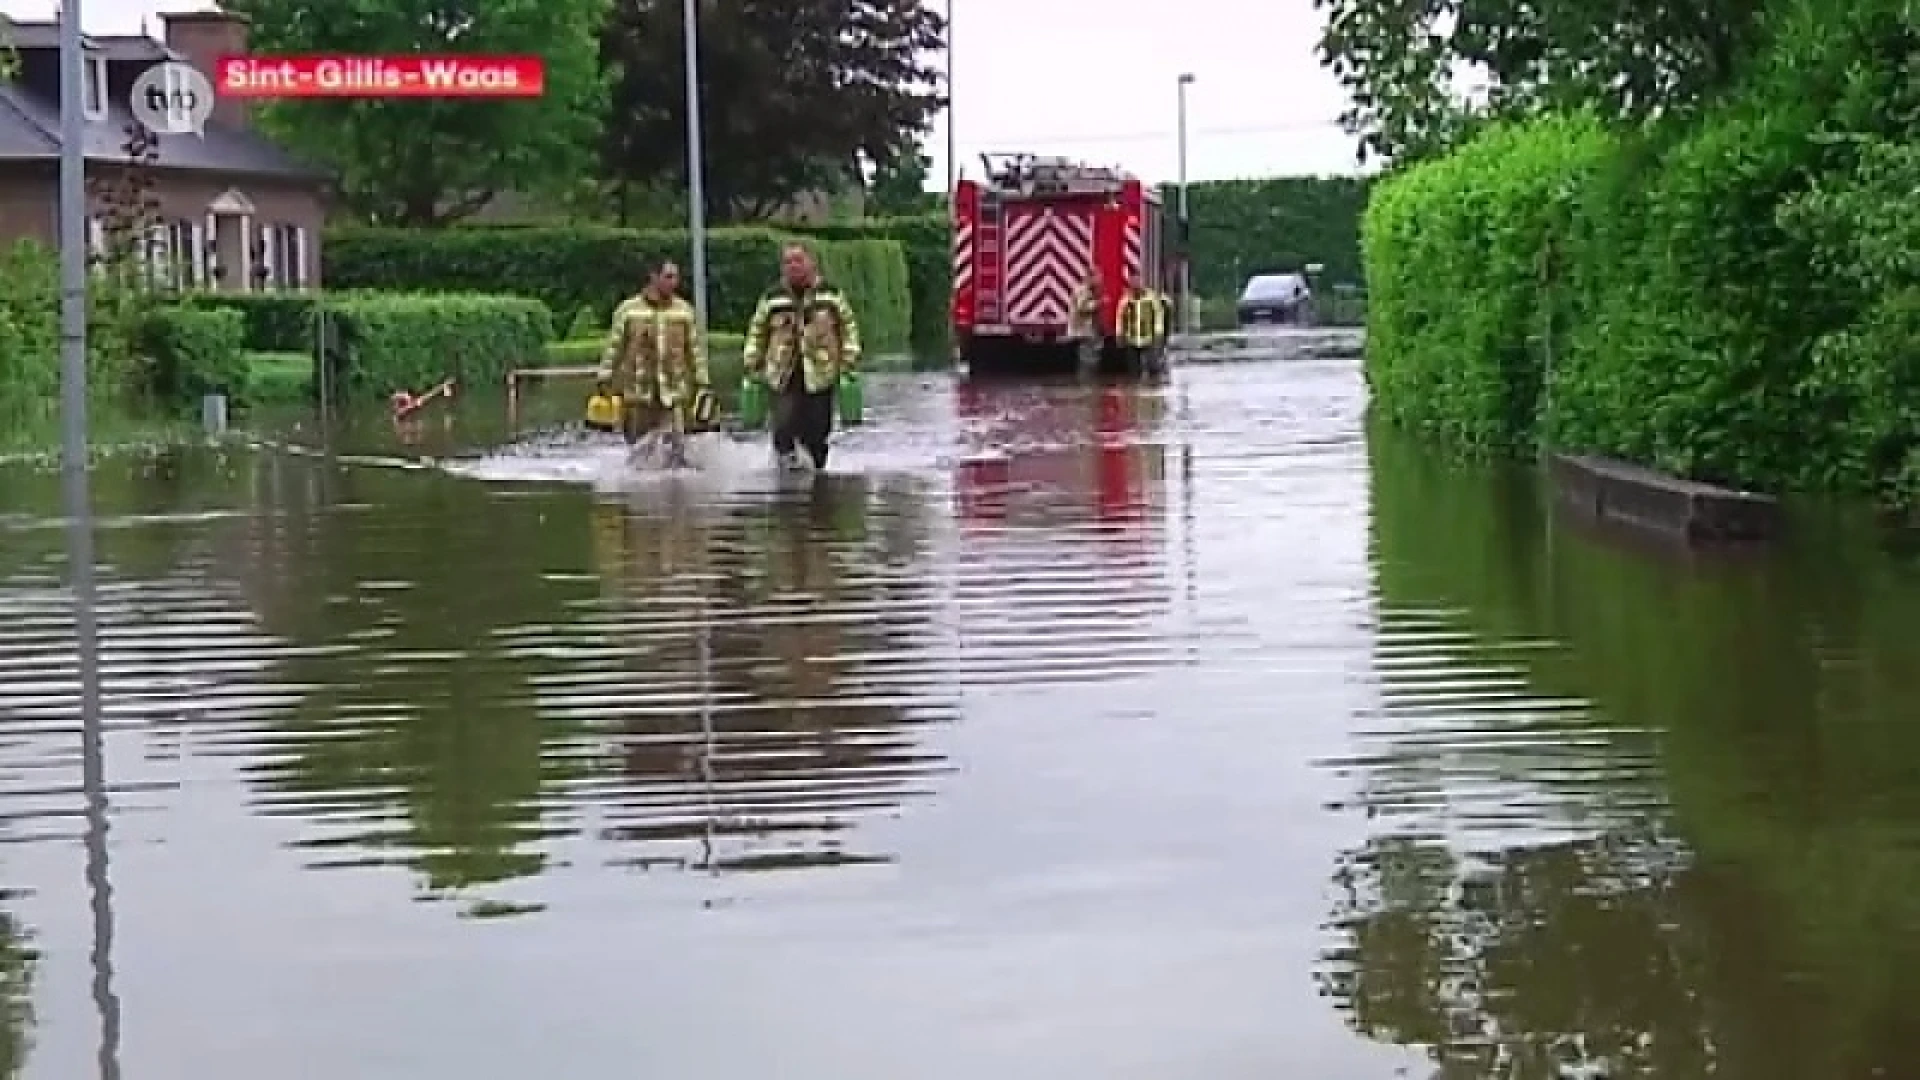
[161,8,251,131]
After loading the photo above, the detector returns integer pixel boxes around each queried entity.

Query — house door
[207,187,256,292]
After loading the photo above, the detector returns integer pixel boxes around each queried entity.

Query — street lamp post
[683,0,709,339]
[59,3,119,1074]
[1176,73,1194,333]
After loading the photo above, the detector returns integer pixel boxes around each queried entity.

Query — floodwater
[1,328,1918,1078]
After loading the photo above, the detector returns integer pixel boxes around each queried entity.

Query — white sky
[4,0,1370,184]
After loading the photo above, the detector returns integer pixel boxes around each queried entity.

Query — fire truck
[951,153,1176,375]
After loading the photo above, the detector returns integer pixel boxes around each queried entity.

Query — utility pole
[59,2,120,1075]
[1177,73,1194,333]
[683,0,709,340]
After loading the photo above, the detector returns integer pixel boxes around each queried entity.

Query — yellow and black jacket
[742,280,862,394]
[1116,288,1166,347]
[599,293,709,407]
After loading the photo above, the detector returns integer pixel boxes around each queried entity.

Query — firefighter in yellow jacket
[1115,277,1167,374]
[599,258,711,460]
[742,244,862,470]
[1068,268,1103,371]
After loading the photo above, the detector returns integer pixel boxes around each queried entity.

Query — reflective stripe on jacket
[1116,290,1164,346]
[599,293,709,406]
[742,280,862,393]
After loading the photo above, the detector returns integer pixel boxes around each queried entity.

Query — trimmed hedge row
[1362,0,1920,502]
[321,226,913,354]
[174,291,554,400]
[330,293,552,396]
[141,306,249,406]
[1362,112,1617,451]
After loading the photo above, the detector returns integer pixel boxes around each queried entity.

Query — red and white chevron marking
[1122,216,1142,282]
[952,218,972,296]
[1003,208,1093,325]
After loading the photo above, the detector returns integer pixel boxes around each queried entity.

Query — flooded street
[2,329,1919,1078]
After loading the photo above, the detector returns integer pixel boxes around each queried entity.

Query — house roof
[0,18,326,181]
[0,19,164,58]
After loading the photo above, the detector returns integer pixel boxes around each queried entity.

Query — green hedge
[1362,112,1617,452]
[817,237,911,356]
[0,240,148,426]
[322,226,912,354]
[1362,0,1920,502]
[140,306,248,405]
[182,290,387,353]
[170,290,557,401]
[789,214,946,353]
[328,294,554,397]
[0,242,58,427]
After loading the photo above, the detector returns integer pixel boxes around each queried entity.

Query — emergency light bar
[978,152,1127,195]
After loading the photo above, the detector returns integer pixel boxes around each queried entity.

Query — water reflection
[232,459,588,893]
[0,904,36,1077]
[19,356,1920,1075]
[586,476,953,873]
[215,452,958,896]
[948,381,1178,687]
[1326,425,1920,1078]
[953,381,1168,531]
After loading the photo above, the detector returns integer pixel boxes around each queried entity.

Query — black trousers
[771,371,835,468]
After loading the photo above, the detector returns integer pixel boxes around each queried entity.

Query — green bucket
[836,372,864,426]
[738,377,768,429]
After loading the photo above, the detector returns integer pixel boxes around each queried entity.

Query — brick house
[0,8,327,290]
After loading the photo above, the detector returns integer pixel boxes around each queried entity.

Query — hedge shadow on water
[1354,424,1920,1075]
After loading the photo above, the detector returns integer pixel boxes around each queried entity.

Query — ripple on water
[1,349,1805,1078]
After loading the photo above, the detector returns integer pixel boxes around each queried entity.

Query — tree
[226,0,611,226]
[866,147,936,215]
[602,0,946,222]
[87,122,162,283]
[1313,0,1767,162]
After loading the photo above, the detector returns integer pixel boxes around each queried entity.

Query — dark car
[1236,273,1312,326]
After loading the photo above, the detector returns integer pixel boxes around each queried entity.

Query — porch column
[238,213,253,291]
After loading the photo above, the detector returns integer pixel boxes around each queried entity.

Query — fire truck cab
[951,153,1175,377]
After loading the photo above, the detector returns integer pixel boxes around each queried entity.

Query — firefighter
[741,243,863,471]
[1068,268,1103,371]
[1149,285,1173,347]
[599,258,710,464]
[1115,277,1167,374]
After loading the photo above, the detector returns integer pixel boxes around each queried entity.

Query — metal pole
[59,3,120,1076]
[682,0,709,341]
[943,0,954,194]
[1176,73,1193,333]
[58,4,90,466]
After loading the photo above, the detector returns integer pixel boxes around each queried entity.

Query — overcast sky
[3,0,1369,184]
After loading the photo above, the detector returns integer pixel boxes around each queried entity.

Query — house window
[259,224,277,288]
[83,56,107,119]
[296,226,310,288]
[86,217,106,274]
[164,219,204,288]
[256,223,308,289]
[144,224,173,288]
[279,224,306,288]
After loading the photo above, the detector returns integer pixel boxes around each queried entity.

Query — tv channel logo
[130,62,216,136]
